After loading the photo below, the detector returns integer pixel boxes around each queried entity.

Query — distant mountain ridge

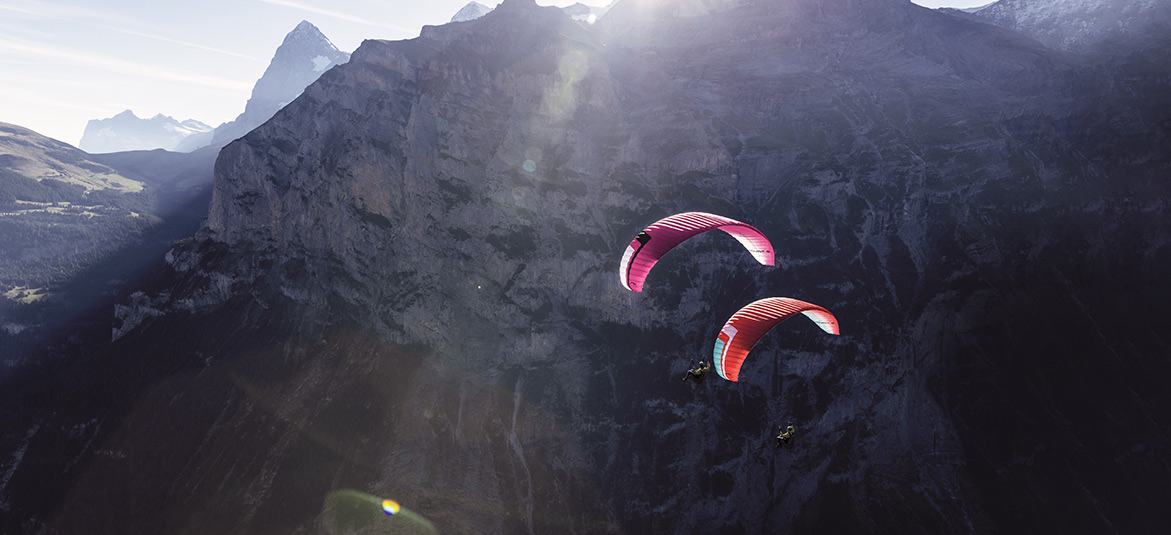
[78,110,212,154]
[78,21,350,155]
[961,0,1171,52]
[450,2,612,24]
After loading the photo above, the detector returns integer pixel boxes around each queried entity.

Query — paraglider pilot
[683,361,712,383]
[776,423,797,449]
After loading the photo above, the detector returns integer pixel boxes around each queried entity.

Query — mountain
[962,0,1171,52]
[2,0,1170,533]
[0,121,149,291]
[952,2,995,14]
[78,22,346,155]
[451,1,493,22]
[0,122,141,193]
[185,20,350,151]
[560,2,611,22]
[451,1,611,24]
[78,110,212,153]
[0,121,216,372]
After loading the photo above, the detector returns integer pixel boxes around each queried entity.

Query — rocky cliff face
[3,0,1169,533]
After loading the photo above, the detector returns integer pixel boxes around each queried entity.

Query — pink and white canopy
[618,212,774,292]
[712,297,840,382]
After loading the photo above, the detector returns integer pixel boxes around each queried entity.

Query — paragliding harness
[683,361,712,383]
[776,423,797,449]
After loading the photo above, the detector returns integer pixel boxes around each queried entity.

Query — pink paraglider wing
[713,297,840,382]
[618,212,774,292]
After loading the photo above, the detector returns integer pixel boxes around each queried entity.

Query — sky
[0,0,994,148]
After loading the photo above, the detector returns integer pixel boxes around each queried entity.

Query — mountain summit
[451,1,493,22]
[189,20,350,150]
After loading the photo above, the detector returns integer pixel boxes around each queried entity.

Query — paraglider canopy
[713,297,839,382]
[619,212,774,292]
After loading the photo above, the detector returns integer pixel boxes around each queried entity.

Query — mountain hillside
[0,122,150,290]
[0,121,215,372]
[1,0,1169,533]
[1,122,141,192]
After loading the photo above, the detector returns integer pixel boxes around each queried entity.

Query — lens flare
[323,489,438,535]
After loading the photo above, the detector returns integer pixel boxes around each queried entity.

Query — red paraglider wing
[712,297,840,382]
[619,212,774,292]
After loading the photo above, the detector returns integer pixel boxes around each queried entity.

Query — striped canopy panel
[619,212,774,292]
[712,297,840,382]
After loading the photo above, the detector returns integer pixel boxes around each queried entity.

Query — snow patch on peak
[563,2,611,24]
[163,120,213,135]
[179,119,213,131]
[312,55,332,72]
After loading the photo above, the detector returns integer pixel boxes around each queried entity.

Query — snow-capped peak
[451,2,493,23]
[284,20,340,52]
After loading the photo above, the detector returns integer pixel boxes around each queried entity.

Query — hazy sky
[0,0,993,148]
